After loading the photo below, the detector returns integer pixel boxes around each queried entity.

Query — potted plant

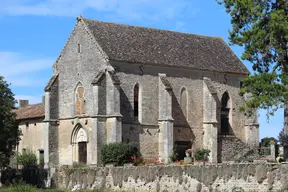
[194,149,210,165]
[169,151,178,163]
[278,128,288,162]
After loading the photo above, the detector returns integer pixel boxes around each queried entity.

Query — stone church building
[15,16,259,166]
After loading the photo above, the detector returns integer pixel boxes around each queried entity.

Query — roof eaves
[16,115,45,121]
[110,59,250,76]
[216,37,250,75]
[44,73,59,92]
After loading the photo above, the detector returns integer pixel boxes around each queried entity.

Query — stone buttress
[43,74,59,168]
[91,68,122,164]
[244,93,259,147]
[158,74,174,163]
[202,77,218,163]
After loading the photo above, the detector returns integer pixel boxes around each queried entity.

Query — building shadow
[172,92,195,160]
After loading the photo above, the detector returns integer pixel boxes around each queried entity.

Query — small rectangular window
[134,84,139,119]
[39,149,44,165]
[78,44,81,53]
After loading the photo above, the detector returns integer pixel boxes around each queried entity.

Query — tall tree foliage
[217,0,288,126]
[0,76,20,168]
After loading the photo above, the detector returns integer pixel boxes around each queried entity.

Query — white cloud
[0,0,199,22]
[0,51,53,87]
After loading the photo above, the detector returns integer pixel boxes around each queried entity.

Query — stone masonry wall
[111,61,248,151]
[54,164,288,192]
[122,124,159,159]
[54,20,107,119]
[218,136,251,163]
[18,119,45,154]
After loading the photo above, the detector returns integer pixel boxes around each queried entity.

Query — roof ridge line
[16,103,43,108]
[82,17,222,39]
[74,17,250,75]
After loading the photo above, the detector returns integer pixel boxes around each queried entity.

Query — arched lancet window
[221,92,230,135]
[180,87,188,118]
[134,83,139,119]
[75,82,86,115]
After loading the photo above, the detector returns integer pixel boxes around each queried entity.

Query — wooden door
[78,142,87,164]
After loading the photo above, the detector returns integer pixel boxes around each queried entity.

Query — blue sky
[0,0,283,140]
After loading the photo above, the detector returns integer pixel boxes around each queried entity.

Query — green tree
[216,1,288,127]
[0,76,20,168]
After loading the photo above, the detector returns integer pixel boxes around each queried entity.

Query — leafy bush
[194,149,210,161]
[0,168,17,186]
[17,150,37,167]
[39,156,44,166]
[169,150,178,163]
[100,142,141,166]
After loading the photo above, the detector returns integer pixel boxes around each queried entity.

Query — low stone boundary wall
[53,163,288,192]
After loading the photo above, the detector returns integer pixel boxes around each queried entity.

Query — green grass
[1,184,288,192]
[0,184,65,192]
[0,184,110,192]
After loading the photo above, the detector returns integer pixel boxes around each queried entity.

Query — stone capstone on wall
[53,164,288,192]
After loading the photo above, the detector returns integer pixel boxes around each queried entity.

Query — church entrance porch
[71,124,88,164]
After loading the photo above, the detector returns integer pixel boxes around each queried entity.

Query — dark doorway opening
[78,142,87,164]
[174,141,192,160]
[220,92,230,135]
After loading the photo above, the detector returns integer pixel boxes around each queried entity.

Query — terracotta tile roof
[13,103,45,120]
[82,18,249,75]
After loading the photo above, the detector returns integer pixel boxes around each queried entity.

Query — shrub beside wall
[194,149,210,161]
[17,150,37,167]
[100,142,142,166]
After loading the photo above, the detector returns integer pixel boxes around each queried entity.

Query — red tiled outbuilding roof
[13,103,45,120]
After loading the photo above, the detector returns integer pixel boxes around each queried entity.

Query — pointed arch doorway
[71,124,88,164]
